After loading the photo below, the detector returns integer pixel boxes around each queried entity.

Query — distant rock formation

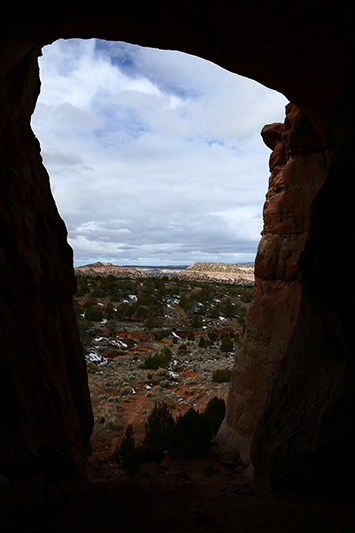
[75,262,142,277]
[180,263,254,283]
[186,262,254,274]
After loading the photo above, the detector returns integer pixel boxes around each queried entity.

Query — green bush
[84,306,103,322]
[126,338,136,349]
[212,368,232,383]
[178,343,187,353]
[76,283,90,297]
[104,302,115,320]
[220,336,234,353]
[239,285,254,303]
[208,331,219,342]
[237,307,247,325]
[153,330,171,341]
[143,401,175,451]
[203,397,226,435]
[169,408,213,460]
[190,314,203,328]
[143,346,172,370]
[144,315,163,332]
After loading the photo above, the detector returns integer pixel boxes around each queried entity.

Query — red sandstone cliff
[218,103,333,462]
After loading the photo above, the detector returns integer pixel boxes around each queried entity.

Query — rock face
[0,44,93,475]
[218,103,333,461]
[1,3,355,490]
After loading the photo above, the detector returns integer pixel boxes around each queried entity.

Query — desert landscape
[2,263,354,532]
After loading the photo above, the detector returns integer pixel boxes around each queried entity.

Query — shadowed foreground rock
[1,2,355,492]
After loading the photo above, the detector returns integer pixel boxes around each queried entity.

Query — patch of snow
[219,316,226,321]
[145,384,152,390]
[97,302,104,306]
[172,332,180,338]
[128,295,137,300]
[116,340,128,348]
[85,352,108,365]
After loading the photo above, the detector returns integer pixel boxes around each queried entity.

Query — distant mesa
[186,262,254,273]
[75,262,142,277]
[74,261,254,282]
[180,262,255,283]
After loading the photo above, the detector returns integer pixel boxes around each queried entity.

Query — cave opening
[31,38,288,269]
[2,5,355,515]
[29,37,290,470]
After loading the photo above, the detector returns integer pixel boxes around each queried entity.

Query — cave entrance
[30,37,288,459]
[31,38,287,269]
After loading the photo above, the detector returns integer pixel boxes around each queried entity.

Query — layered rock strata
[218,103,333,461]
[180,262,255,283]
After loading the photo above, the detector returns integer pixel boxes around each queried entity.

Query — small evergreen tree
[114,424,139,477]
[198,336,206,348]
[220,336,234,352]
[143,346,172,370]
[143,401,175,451]
[212,368,232,383]
[169,408,212,460]
[204,397,226,435]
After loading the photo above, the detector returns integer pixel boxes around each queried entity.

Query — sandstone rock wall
[1,3,355,489]
[251,72,355,490]
[218,104,334,461]
[0,37,93,475]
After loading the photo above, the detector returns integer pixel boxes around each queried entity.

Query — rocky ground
[2,369,355,531]
[1,272,355,531]
[86,328,236,470]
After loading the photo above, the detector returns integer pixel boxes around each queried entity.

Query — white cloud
[32,38,288,266]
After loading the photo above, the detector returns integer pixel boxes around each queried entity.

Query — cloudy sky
[31,38,288,267]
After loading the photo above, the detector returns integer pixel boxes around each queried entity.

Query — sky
[31,38,288,267]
